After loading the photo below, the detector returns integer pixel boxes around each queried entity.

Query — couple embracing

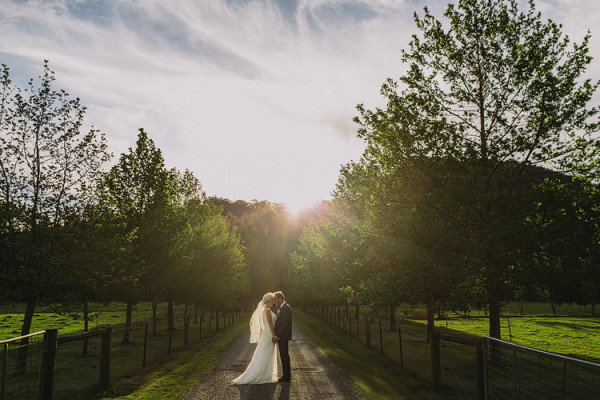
[231,291,292,385]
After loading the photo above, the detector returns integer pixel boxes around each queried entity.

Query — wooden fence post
[142,324,148,367]
[398,327,404,368]
[430,331,441,393]
[475,339,484,400]
[2,343,7,400]
[379,321,383,356]
[184,315,190,345]
[349,312,352,336]
[40,329,58,400]
[99,327,112,391]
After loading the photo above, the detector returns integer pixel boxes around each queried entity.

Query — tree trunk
[389,304,397,331]
[20,298,36,337]
[83,300,89,356]
[520,291,524,316]
[152,298,158,336]
[83,301,89,332]
[17,298,36,374]
[194,304,198,324]
[215,310,220,332]
[550,302,557,316]
[355,304,360,320]
[122,301,133,344]
[426,308,434,343]
[488,301,501,339]
[167,299,174,331]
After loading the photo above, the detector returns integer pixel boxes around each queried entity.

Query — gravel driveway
[180,322,361,399]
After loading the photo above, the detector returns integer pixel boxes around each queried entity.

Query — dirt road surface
[180,322,361,400]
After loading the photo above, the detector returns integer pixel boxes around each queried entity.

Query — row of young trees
[0,61,303,345]
[289,0,600,339]
[3,0,599,348]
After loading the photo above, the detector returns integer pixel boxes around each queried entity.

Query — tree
[154,170,247,332]
[0,61,109,346]
[237,201,295,303]
[336,160,467,336]
[529,177,600,311]
[289,202,353,306]
[99,128,173,343]
[352,0,599,338]
[182,198,247,311]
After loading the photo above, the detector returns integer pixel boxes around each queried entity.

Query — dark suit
[274,302,292,379]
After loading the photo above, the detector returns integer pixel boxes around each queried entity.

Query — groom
[272,291,292,382]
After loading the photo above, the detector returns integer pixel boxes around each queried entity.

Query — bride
[230,292,279,385]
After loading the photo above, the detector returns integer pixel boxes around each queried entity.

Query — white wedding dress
[231,308,278,385]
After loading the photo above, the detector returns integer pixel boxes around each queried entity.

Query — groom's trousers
[279,340,291,378]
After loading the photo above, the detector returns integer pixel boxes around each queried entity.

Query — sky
[1,0,600,214]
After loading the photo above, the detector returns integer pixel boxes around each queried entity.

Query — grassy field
[0,302,194,341]
[3,301,599,399]
[104,321,247,400]
[295,309,462,400]
[300,302,600,399]
[398,302,600,362]
[1,302,247,399]
[418,315,600,362]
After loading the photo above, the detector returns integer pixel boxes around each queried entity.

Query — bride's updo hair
[262,293,274,304]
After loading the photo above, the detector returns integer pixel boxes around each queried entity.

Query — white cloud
[1,0,599,213]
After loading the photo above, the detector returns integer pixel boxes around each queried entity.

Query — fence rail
[303,303,600,400]
[482,336,600,400]
[56,327,112,394]
[1,305,251,400]
[1,329,57,400]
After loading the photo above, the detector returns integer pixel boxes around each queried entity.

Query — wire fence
[483,336,600,400]
[54,334,102,399]
[437,334,477,398]
[2,304,251,400]
[1,331,47,400]
[52,307,247,400]
[302,303,478,398]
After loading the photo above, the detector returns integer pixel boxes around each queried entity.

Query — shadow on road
[234,382,290,400]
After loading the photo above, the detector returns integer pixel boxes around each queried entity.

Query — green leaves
[334,0,600,337]
[0,61,111,339]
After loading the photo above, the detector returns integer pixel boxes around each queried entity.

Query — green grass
[4,301,599,399]
[392,301,600,362]
[383,301,600,361]
[419,315,600,362]
[302,302,600,399]
[1,302,246,399]
[393,301,599,319]
[0,302,192,341]
[295,309,454,400]
[104,321,247,400]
